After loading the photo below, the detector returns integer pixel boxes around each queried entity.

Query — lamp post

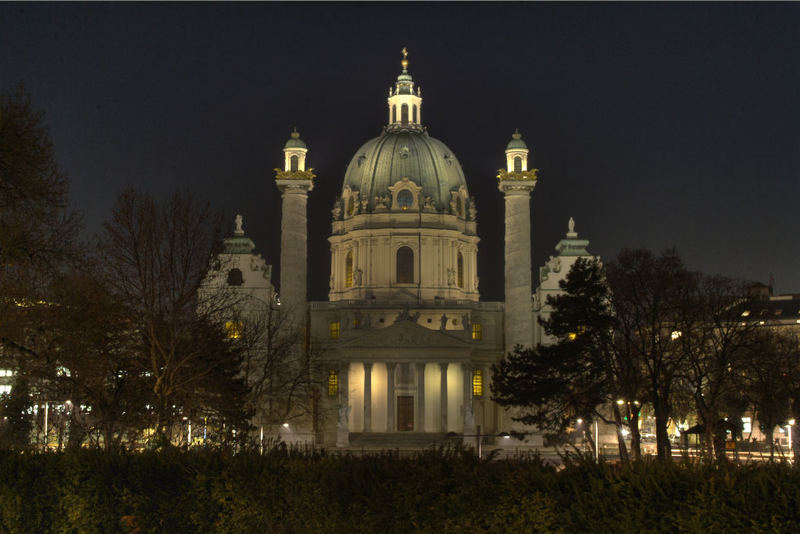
[447,427,511,458]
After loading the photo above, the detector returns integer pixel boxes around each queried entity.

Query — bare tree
[740,329,800,461]
[98,188,249,444]
[606,248,694,461]
[0,85,80,373]
[674,275,758,459]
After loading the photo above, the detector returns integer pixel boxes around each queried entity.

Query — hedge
[0,447,799,533]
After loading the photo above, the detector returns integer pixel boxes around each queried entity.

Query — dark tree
[0,85,80,383]
[0,375,33,449]
[98,188,250,444]
[33,262,152,450]
[492,258,616,455]
[606,248,694,461]
[740,329,800,461]
[674,274,757,459]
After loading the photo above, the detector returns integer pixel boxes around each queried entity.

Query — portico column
[386,362,396,432]
[363,362,372,432]
[416,363,426,432]
[462,362,475,435]
[336,364,350,447]
[440,362,449,432]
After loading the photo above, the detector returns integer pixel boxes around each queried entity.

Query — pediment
[339,320,470,349]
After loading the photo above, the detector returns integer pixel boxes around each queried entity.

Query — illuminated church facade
[224,52,595,449]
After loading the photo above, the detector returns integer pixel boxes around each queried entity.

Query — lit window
[328,369,339,396]
[345,250,353,288]
[670,331,682,340]
[225,321,243,339]
[742,417,752,434]
[740,310,750,317]
[775,309,783,316]
[472,369,483,397]
[57,366,71,377]
[0,369,13,378]
[568,332,577,341]
[513,156,522,173]
[0,385,10,395]
[397,190,413,210]
[329,322,341,339]
[472,323,482,340]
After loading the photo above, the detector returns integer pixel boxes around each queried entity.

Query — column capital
[498,179,536,195]
[276,178,314,193]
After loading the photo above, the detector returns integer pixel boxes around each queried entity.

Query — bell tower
[498,130,538,350]
[275,129,315,328]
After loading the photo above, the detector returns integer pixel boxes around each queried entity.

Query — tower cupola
[504,129,529,173]
[387,48,423,132]
[283,128,308,172]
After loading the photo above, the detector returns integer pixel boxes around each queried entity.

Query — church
[217,51,596,450]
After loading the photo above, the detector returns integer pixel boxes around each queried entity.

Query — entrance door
[397,395,414,431]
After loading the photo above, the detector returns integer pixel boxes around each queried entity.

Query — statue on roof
[235,214,244,235]
[568,217,575,234]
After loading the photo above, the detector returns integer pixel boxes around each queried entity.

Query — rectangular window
[328,369,339,396]
[472,369,483,397]
[471,323,482,340]
[0,369,14,378]
[0,385,11,395]
[329,322,341,339]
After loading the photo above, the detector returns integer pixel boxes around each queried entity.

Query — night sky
[2,3,798,301]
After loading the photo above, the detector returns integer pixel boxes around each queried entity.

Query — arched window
[397,190,413,210]
[345,250,353,288]
[401,104,409,125]
[392,105,397,123]
[290,155,299,171]
[457,252,464,288]
[227,268,243,286]
[455,197,463,217]
[412,104,417,123]
[347,196,355,216]
[513,156,522,172]
[396,246,414,284]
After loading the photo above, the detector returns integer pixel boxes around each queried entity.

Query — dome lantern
[387,47,423,132]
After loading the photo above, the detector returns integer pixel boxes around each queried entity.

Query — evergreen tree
[492,258,620,454]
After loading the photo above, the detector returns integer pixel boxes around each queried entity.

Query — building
[212,51,597,449]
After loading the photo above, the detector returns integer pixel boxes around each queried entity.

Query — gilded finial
[291,127,300,139]
[512,128,521,140]
[401,47,409,71]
